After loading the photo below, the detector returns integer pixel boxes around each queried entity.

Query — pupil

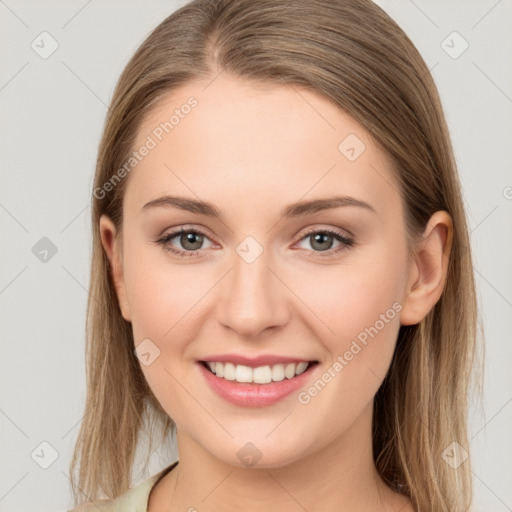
[182,232,202,250]
[312,233,333,251]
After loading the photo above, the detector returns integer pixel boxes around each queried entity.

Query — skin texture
[100,73,452,511]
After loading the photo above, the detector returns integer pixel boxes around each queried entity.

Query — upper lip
[198,354,318,368]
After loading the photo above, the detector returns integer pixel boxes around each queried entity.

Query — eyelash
[155,226,355,259]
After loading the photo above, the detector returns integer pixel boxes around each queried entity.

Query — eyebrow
[141,194,376,219]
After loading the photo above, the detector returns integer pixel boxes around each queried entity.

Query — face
[101,73,418,469]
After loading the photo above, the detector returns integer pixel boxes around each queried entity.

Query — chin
[203,433,313,470]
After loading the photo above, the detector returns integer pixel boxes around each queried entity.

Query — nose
[217,247,290,339]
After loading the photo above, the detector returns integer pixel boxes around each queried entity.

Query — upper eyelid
[160,225,353,246]
[161,226,218,245]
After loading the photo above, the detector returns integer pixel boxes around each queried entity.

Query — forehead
[126,74,400,218]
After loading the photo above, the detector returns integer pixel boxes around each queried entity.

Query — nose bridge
[217,238,289,337]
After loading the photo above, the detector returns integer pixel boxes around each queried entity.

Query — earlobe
[400,211,453,326]
[99,214,131,322]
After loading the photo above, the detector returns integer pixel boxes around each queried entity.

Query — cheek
[290,244,405,402]
[294,244,405,344]
[123,240,208,343]
[122,244,207,421]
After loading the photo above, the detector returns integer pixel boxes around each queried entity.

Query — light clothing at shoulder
[68,461,178,512]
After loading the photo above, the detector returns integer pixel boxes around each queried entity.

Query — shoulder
[67,461,179,512]
[67,499,112,512]
[67,492,142,512]
[67,500,111,512]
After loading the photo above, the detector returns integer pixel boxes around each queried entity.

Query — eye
[294,227,355,257]
[155,226,355,259]
[155,227,214,257]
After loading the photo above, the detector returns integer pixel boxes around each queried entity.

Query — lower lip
[197,362,318,407]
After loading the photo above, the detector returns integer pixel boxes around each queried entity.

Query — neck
[150,401,413,511]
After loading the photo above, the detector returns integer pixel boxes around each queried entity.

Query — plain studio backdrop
[0,1,511,511]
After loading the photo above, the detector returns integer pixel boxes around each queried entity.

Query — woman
[68,0,480,510]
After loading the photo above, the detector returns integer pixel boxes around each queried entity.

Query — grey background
[1,1,511,510]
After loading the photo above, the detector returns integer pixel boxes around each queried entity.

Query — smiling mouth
[200,360,319,385]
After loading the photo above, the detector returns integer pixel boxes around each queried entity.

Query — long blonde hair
[69,1,483,510]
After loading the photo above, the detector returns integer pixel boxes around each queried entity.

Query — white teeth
[235,364,253,383]
[295,362,308,375]
[253,365,272,384]
[271,364,285,382]
[223,362,236,381]
[284,363,296,379]
[205,361,313,383]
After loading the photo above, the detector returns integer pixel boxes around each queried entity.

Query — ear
[400,210,453,326]
[99,214,131,322]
